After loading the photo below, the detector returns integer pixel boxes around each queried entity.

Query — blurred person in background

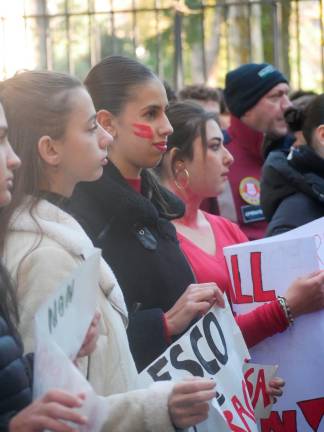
[216,63,292,240]
[179,84,221,115]
[261,93,324,236]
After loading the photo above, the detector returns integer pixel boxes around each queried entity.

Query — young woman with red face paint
[0,71,218,432]
[68,56,224,372]
[157,100,324,350]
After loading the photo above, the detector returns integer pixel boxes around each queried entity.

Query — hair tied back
[284,106,305,132]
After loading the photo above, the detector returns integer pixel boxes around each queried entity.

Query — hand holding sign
[267,377,284,403]
[8,390,87,432]
[168,377,216,429]
[284,270,324,318]
[165,282,225,335]
[140,298,278,432]
[224,220,324,431]
[77,311,101,359]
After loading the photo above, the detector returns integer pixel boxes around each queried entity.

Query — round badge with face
[239,177,261,205]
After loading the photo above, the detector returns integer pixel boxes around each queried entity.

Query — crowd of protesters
[0,55,323,432]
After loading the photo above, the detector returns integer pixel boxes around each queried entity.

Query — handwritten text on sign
[140,299,276,432]
[33,251,108,432]
[224,222,324,431]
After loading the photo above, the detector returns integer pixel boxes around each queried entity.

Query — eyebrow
[208,137,222,143]
[141,103,165,112]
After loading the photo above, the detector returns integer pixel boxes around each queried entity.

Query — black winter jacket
[0,315,33,431]
[261,146,324,236]
[68,162,195,370]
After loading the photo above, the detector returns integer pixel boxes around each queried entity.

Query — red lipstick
[133,123,154,140]
[153,142,167,153]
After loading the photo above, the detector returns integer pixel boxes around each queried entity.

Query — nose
[224,146,234,166]
[158,113,173,137]
[97,123,113,150]
[7,141,21,171]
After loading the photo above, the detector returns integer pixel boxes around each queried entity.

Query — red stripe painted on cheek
[132,123,154,140]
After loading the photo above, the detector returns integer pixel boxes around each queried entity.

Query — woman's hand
[266,377,285,404]
[165,283,224,336]
[77,311,101,358]
[9,390,87,432]
[284,270,324,318]
[168,377,216,429]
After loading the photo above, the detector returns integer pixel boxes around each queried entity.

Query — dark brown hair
[0,70,82,252]
[85,55,175,215]
[179,84,220,104]
[85,55,156,115]
[302,93,324,146]
[157,100,218,179]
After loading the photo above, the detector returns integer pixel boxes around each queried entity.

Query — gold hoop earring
[174,168,190,190]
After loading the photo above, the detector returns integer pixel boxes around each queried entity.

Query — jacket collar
[289,145,324,178]
[9,197,94,258]
[77,161,185,226]
[8,197,128,318]
[228,115,264,162]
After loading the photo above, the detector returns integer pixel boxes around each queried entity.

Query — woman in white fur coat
[0,70,216,432]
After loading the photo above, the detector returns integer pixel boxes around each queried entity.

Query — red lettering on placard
[298,398,324,431]
[242,377,255,417]
[223,380,256,432]
[244,367,271,410]
[230,253,276,304]
[260,411,297,432]
[250,252,276,302]
[230,255,253,304]
[244,367,254,399]
[224,410,252,432]
[232,394,256,430]
[253,368,271,408]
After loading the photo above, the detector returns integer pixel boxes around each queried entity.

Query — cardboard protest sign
[140,298,277,432]
[223,218,324,431]
[33,250,108,432]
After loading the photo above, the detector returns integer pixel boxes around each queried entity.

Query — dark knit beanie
[224,63,288,118]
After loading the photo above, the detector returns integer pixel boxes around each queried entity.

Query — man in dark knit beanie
[224,63,289,135]
[211,63,292,241]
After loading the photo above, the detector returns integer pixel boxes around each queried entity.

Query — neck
[162,178,201,227]
[109,154,142,179]
[39,172,75,198]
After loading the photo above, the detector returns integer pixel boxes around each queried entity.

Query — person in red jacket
[217,63,292,240]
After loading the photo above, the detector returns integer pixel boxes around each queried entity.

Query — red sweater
[216,116,268,240]
[177,212,288,347]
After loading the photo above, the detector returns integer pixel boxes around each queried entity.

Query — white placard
[140,298,277,431]
[33,250,108,432]
[224,219,324,432]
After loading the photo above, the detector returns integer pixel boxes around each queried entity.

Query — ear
[97,109,117,138]
[37,135,62,167]
[240,110,251,122]
[316,125,324,144]
[169,148,186,175]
